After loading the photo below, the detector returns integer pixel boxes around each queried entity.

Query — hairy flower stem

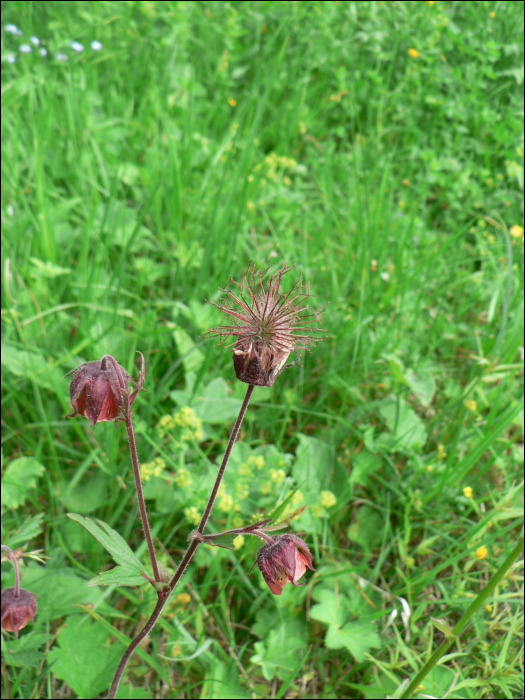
[1,546,20,597]
[108,384,255,699]
[125,414,161,584]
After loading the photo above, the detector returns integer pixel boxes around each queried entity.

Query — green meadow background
[1,1,523,698]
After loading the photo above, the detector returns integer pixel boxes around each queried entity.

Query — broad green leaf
[404,368,436,407]
[60,471,106,514]
[349,450,382,486]
[347,506,383,552]
[173,325,205,374]
[292,434,333,494]
[1,633,52,669]
[202,659,251,699]
[376,395,427,452]
[67,514,146,574]
[325,619,381,662]
[1,457,45,509]
[1,343,68,395]
[170,377,242,424]
[47,616,123,698]
[88,565,149,588]
[250,628,306,681]
[205,533,237,550]
[309,589,349,629]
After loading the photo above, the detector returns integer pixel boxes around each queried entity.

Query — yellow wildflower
[218,494,234,512]
[320,491,337,508]
[175,467,192,489]
[292,490,304,505]
[269,468,286,485]
[233,535,245,549]
[476,546,488,560]
[463,486,473,499]
[228,98,237,107]
[485,604,493,613]
[427,1,436,5]
[509,225,524,240]
[184,506,201,525]
[489,12,495,18]
[465,400,477,412]
[427,465,434,472]
[437,444,447,461]
[408,48,420,59]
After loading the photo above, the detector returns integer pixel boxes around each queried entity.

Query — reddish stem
[108,384,255,699]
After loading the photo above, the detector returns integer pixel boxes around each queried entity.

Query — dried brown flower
[1,587,37,637]
[66,354,145,427]
[208,262,325,386]
[255,533,315,595]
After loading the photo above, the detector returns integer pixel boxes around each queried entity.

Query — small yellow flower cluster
[233,535,245,549]
[140,457,166,482]
[218,493,234,513]
[510,225,524,240]
[239,461,253,476]
[184,506,201,525]
[269,468,286,485]
[248,455,265,470]
[261,481,271,496]
[320,491,337,508]
[174,467,192,489]
[465,400,477,412]
[408,48,420,59]
[463,486,473,499]
[232,515,244,528]
[157,407,204,442]
[236,481,249,499]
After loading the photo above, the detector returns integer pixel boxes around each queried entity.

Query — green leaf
[67,514,146,574]
[292,434,333,494]
[1,457,45,509]
[1,342,68,395]
[310,589,349,629]
[1,633,52,669]
[170,377,242,424]
[376,395,427,452]
[404,368,436,407]
[60,471,107,514]
[250,625,307,681]
[3,513,45,549]
[47,615,123,698]
[325,619,381,662]
[349,450,382,486]
[173,325,205,374]
[347,506,383,552]
[88,566,149,587]
[202,659,251,699]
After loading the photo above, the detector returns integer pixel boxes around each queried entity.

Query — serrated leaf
[67,514,146,574]
[325,619,381,662]
[1,457,45,509]
[88,566,149,587]
[3,513,45,549]
[47,616,123,698]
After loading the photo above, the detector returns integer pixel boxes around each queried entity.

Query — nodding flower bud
[66,353,145,427]
[255,534,315,595]
[208,262,325,387]
[1,587,37,638]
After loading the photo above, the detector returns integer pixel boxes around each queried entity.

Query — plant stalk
[108,384,255,699]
